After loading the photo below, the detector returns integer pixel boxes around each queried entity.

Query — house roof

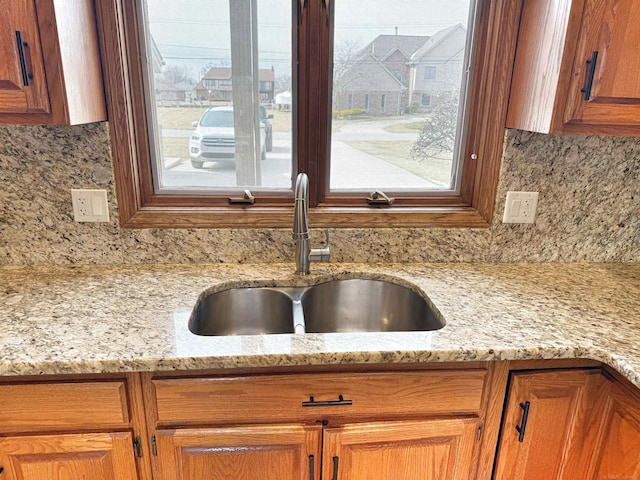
[409,24,466,63]
[340,53,406,92]
[357,34,431,61]
[150,36,164,74]
[199,67,275,82]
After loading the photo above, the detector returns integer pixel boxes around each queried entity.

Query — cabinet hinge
[476,422,484,442]
[152,434,158,456]
[133,436,143,458]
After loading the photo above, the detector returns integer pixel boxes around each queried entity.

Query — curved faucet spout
[293,173,310,240]
[292,173,330,275]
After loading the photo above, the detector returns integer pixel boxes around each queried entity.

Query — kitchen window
[96,0,521,228]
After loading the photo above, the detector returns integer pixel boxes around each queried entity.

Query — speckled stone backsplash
[0,123,638,264]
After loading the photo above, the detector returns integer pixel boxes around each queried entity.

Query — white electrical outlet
[71,189,110,222]
[503,191,539,224]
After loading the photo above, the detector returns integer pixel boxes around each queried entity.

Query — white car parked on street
[189,106,266,169]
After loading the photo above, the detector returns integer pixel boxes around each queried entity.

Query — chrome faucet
[293,173,330,275]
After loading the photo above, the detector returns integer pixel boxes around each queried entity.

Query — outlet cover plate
[503,191,539,224]
[71,189,110,222]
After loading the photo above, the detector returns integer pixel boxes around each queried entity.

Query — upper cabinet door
[506,0,640,135]
[564,0,640,128]
[0,0,105,125]
[0,0,50,114]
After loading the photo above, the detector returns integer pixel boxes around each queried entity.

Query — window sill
[120,205,491,229]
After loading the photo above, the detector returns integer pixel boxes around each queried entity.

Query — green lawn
[344,140,453,186]
[156,107,209,130]
[155,106,293,133]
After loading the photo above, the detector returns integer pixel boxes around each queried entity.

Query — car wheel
[266,132,273,152]
[191,159,204,169]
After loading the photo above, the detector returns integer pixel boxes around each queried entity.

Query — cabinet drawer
[151,370,487,426]
[0,381,129,433]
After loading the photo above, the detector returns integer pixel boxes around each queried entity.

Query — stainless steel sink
[301,279,445,333]
[189,278,445,336]
[189,288,295,335]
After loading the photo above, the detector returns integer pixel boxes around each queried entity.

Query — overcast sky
[148,0,472,80]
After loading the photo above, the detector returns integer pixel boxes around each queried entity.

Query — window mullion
[299,0,332,208]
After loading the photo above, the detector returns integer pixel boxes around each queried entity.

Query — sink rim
[189,273,446,336]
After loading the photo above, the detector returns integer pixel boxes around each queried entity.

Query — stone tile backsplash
[0,123,638,264]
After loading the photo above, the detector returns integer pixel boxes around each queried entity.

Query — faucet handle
[310,229,331,262]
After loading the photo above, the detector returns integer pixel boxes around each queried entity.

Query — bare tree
[275,74,291,93]
[332,39,363,109]
[162,64,195,85]
[411,92,460,161]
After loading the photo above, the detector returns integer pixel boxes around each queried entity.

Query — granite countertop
[0,263,638,387]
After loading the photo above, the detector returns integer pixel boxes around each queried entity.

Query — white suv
[189,106,266,169]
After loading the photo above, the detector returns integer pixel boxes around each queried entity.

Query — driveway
[158,116,434,190]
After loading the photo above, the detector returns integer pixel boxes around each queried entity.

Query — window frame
[95,0,522,229]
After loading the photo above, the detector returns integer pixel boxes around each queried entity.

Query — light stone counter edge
[0,263,638,388]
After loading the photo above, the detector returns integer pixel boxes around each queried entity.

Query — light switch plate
[503,191,539,224]
[71,189,110,222]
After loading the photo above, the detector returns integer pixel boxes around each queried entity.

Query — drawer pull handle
[515,401,531,442]
[331,456,339,480]
[580,50,598,100]
[15,31,31,87]
[302,395,353,407]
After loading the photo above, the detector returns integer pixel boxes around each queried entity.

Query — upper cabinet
[0,0,106,125]
[507,0,640,136]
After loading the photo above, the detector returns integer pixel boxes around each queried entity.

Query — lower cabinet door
[323,418,480,480]
[493,369,607,480]
[0,432,139,479]
[590,380,640,479]
[154,424,322,480]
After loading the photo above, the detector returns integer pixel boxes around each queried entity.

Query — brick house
[195,67,275,103]
[407,24,466,111]
[335,25,466,116]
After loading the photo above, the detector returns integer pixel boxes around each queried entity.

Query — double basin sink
[189,278,446,336]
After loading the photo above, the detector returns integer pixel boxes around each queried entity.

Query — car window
[199,110,234,128]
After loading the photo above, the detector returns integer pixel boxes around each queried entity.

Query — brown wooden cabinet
[0,377,145,480]
[493,368,608,479]
[0,363,639,480]
[324,418,480,480]
[0,432,138,479]
[144,369,488,480]
[0,0,106,125]
[507,0,640,136]
[155,425,322,480]
[588,377,640,479]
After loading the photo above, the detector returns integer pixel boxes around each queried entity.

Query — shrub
[338,108,366,117]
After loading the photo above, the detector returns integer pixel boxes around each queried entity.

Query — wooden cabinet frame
[1,359,638,480]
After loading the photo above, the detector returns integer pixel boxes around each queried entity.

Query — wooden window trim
[95,0,521,229]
